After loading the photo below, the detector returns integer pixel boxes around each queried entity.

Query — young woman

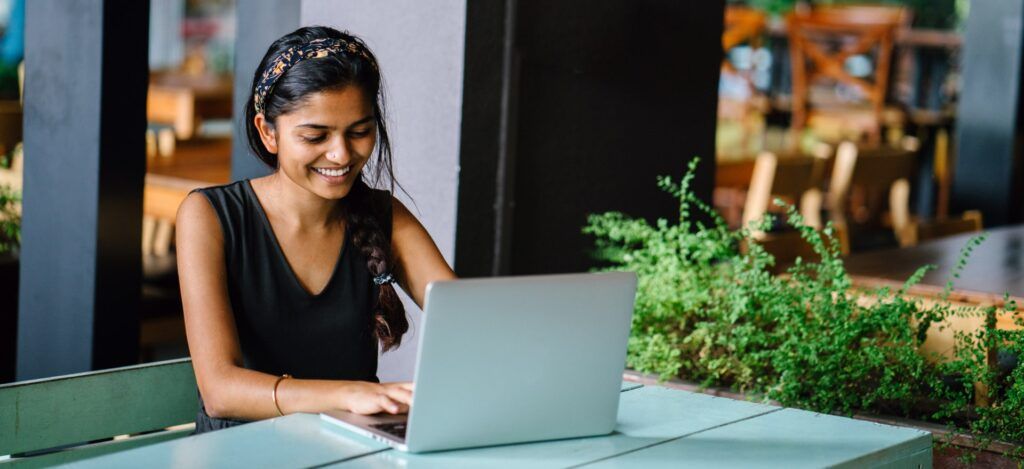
[176,26,456,433]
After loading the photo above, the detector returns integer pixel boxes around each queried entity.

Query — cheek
[276,141,319,171]
[356,136,377,160]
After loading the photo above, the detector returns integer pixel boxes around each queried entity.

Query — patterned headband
[254,37,377,114]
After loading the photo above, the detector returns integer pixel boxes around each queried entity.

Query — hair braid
[345,179,408,351]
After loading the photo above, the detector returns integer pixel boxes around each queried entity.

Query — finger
[385,386,414,405]
[378,394,401,414]
[393,381,414,392]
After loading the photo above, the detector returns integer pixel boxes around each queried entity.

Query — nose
[325,136,350,164]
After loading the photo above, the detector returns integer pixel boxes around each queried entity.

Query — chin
[311,182,355,200]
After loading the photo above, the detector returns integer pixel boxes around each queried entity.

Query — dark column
[18,0,148,379]
[456,0,722,276]
[231,0,301,181]
[952,1,1024,226]
[454,0,520,277]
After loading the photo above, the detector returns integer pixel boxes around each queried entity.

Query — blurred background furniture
[720,5,770,159]
[139,174,206,361]
[741,150,823,234]
[719,7,770,158]
[739,150,840,269]
[786,5,909,146]
[823,141,918,249]
[147,72,233,141]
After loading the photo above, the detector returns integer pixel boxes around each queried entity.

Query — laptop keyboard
[370,422,407,439]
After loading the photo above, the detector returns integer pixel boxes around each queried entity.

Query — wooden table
[148,73,233,141]
[846,224,1024,301]
[67,383,931,468]
[147,137,232,185]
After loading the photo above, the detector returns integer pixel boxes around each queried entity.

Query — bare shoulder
[389,195,418,228]
[176,191,223,244]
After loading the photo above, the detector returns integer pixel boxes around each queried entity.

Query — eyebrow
[295,115,375,130]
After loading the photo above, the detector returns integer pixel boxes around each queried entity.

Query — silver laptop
[320,271,637,453]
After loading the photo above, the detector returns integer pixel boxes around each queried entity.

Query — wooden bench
[0,358,197,466]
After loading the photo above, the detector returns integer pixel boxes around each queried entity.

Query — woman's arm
[176,192,412,420]
[390,198,458,308]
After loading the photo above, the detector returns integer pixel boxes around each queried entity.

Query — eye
[302,134,327,144]
[347,129,372,139]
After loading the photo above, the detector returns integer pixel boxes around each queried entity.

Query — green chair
[0,358,196,467]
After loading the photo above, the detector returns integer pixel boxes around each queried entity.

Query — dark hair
[245,26,408,351]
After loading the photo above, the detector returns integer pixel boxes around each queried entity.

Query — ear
[254,113,279,154]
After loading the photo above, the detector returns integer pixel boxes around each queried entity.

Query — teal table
[66,384,931,468]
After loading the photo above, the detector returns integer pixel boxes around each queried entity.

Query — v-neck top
[192,180,390,433]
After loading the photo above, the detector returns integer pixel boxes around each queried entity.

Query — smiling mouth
[311,165,353,177]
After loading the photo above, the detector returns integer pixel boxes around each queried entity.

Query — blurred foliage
[0,62,18,100]
[728,0,964,30]
[0,184,18,255]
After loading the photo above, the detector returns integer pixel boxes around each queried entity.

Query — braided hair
[244,26,408,351]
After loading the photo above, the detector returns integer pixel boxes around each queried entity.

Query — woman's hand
[340,381,414,415]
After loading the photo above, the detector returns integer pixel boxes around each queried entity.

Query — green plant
[0,184,20,255]
[584,158,1023,455]
[730,0,963,30]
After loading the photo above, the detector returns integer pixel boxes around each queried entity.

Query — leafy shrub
[0,184,18,255]
[584,158,1023,452]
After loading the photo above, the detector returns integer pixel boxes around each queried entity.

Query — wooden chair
[719,7,770,158]
[740,151,841,268]
[741,151,821,236]
[723,6,768,74]
[0,359,196,465]
[829,140,983,248]
[786,6,909,146]
[827,141,920,249]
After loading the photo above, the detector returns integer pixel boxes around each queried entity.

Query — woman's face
[257,85,377,200]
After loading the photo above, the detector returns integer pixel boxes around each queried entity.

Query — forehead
[279,86,373,126]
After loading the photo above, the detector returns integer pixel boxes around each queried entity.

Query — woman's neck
[255,172,342,230]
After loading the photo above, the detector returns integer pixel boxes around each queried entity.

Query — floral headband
[254,37,377,114]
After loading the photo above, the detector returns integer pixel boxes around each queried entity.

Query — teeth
[314,166,351,177]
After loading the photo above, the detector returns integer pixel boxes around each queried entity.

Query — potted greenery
[584,159,1023,463]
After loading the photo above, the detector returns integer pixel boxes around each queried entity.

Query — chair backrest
[0,358,196,462]
[741,151,819,238]
[723,6,767,54]
[827,141,917,246]
[786,6,908,141]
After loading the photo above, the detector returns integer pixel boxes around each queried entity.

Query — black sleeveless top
[193,180,388,433]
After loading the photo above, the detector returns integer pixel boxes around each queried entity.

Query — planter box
[850,276,1022,363]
